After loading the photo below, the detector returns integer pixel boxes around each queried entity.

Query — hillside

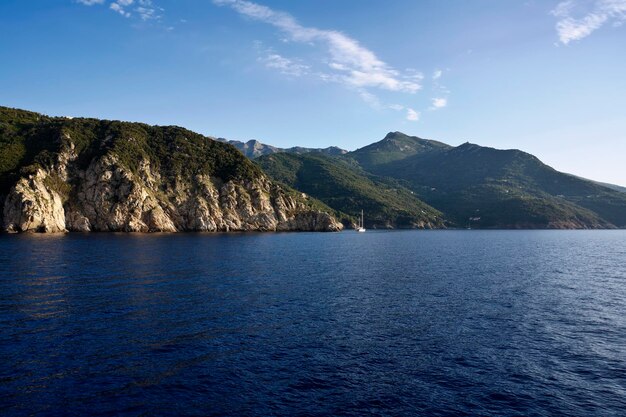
[4,105,622,231]
[361,139,626,228]
[585,179,626,194]
[0,106,342,233]
[256,152,445,229]
[232,131,626,229]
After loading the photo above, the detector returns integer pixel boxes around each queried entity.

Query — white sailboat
[357,210,366,232]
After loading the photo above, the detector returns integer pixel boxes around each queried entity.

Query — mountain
[217,138,347,159]
[586,179,626,194]
[349,131,451,170]
[351,136,626,228]
[0,107,342,233]
[233,131,626,229]
[216,139,280,158]
[3,105,622,231]
[256,152,445,229]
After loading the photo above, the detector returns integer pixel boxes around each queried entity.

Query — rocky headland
[0,107,342,233]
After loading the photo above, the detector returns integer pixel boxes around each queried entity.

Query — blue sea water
[0,230,625,416]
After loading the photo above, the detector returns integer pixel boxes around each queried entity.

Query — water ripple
[0,230,625,416]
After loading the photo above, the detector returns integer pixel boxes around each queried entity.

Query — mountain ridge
[347,134,626,228]
[216,138,347,159]
[2,105,624,230]
[218,131,626,195]
[253,131,626,229]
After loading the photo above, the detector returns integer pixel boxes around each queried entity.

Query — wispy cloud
[213,0,421,95]
[388,104,404,111]
[385,104,419,122]
[355,90,383,108]
[136,1,161,21]
[430,97,447,110]
[78,0,448,121]
[77,0,162,21]
[110,1,131,17]
[551,0,626,44]
[429,68,449,111]
[260,53,309,77]
[406,108,420,121]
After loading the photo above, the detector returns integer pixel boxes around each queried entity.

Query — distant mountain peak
[216,137,347,159]
[383,131,411,140]
[348,132,452,169]
[457,142,482,151]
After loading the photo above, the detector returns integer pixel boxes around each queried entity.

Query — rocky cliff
[0,107,342,233]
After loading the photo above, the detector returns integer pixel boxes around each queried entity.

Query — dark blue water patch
[0,230,625,416]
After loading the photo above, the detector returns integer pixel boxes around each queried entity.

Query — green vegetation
[3,105,625,229]
[219,139,347,159]
[0,108,57,192]
[0,106,263,198]
[356,140,626,228]
[349,131,450,171]
[590,180,626,194]
[43,172,72,203]
[256,152,444,228]
[0,106,339,224]
[270,181,345,221]
[259,131,626,229]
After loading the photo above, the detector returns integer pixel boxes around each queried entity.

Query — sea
[1,230,625,416]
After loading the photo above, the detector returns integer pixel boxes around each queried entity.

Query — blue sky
[1,0,625,184]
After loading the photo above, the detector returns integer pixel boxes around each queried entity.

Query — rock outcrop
[3,169,67,233]
[2,153,342,233]
[0,108,342,233]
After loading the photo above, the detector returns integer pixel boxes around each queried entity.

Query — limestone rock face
[1,110,342,234]
[3,169,67,233]
[2,148,343,233]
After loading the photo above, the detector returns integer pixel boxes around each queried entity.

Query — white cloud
[136,0,161,20]
[78,0,161,21]
[431,97,447,110]
[213,0,421,94]
[551,0,626,44]
[110,2,131,17]
[260,53,309,76]
[406,108,420,121]
[136,7,156,20]
[433,69,442,80]
[405,69,424,82]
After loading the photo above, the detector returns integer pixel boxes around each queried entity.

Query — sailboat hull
[356,210,366,232]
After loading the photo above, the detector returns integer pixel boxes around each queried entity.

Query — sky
[1,0,625,185]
